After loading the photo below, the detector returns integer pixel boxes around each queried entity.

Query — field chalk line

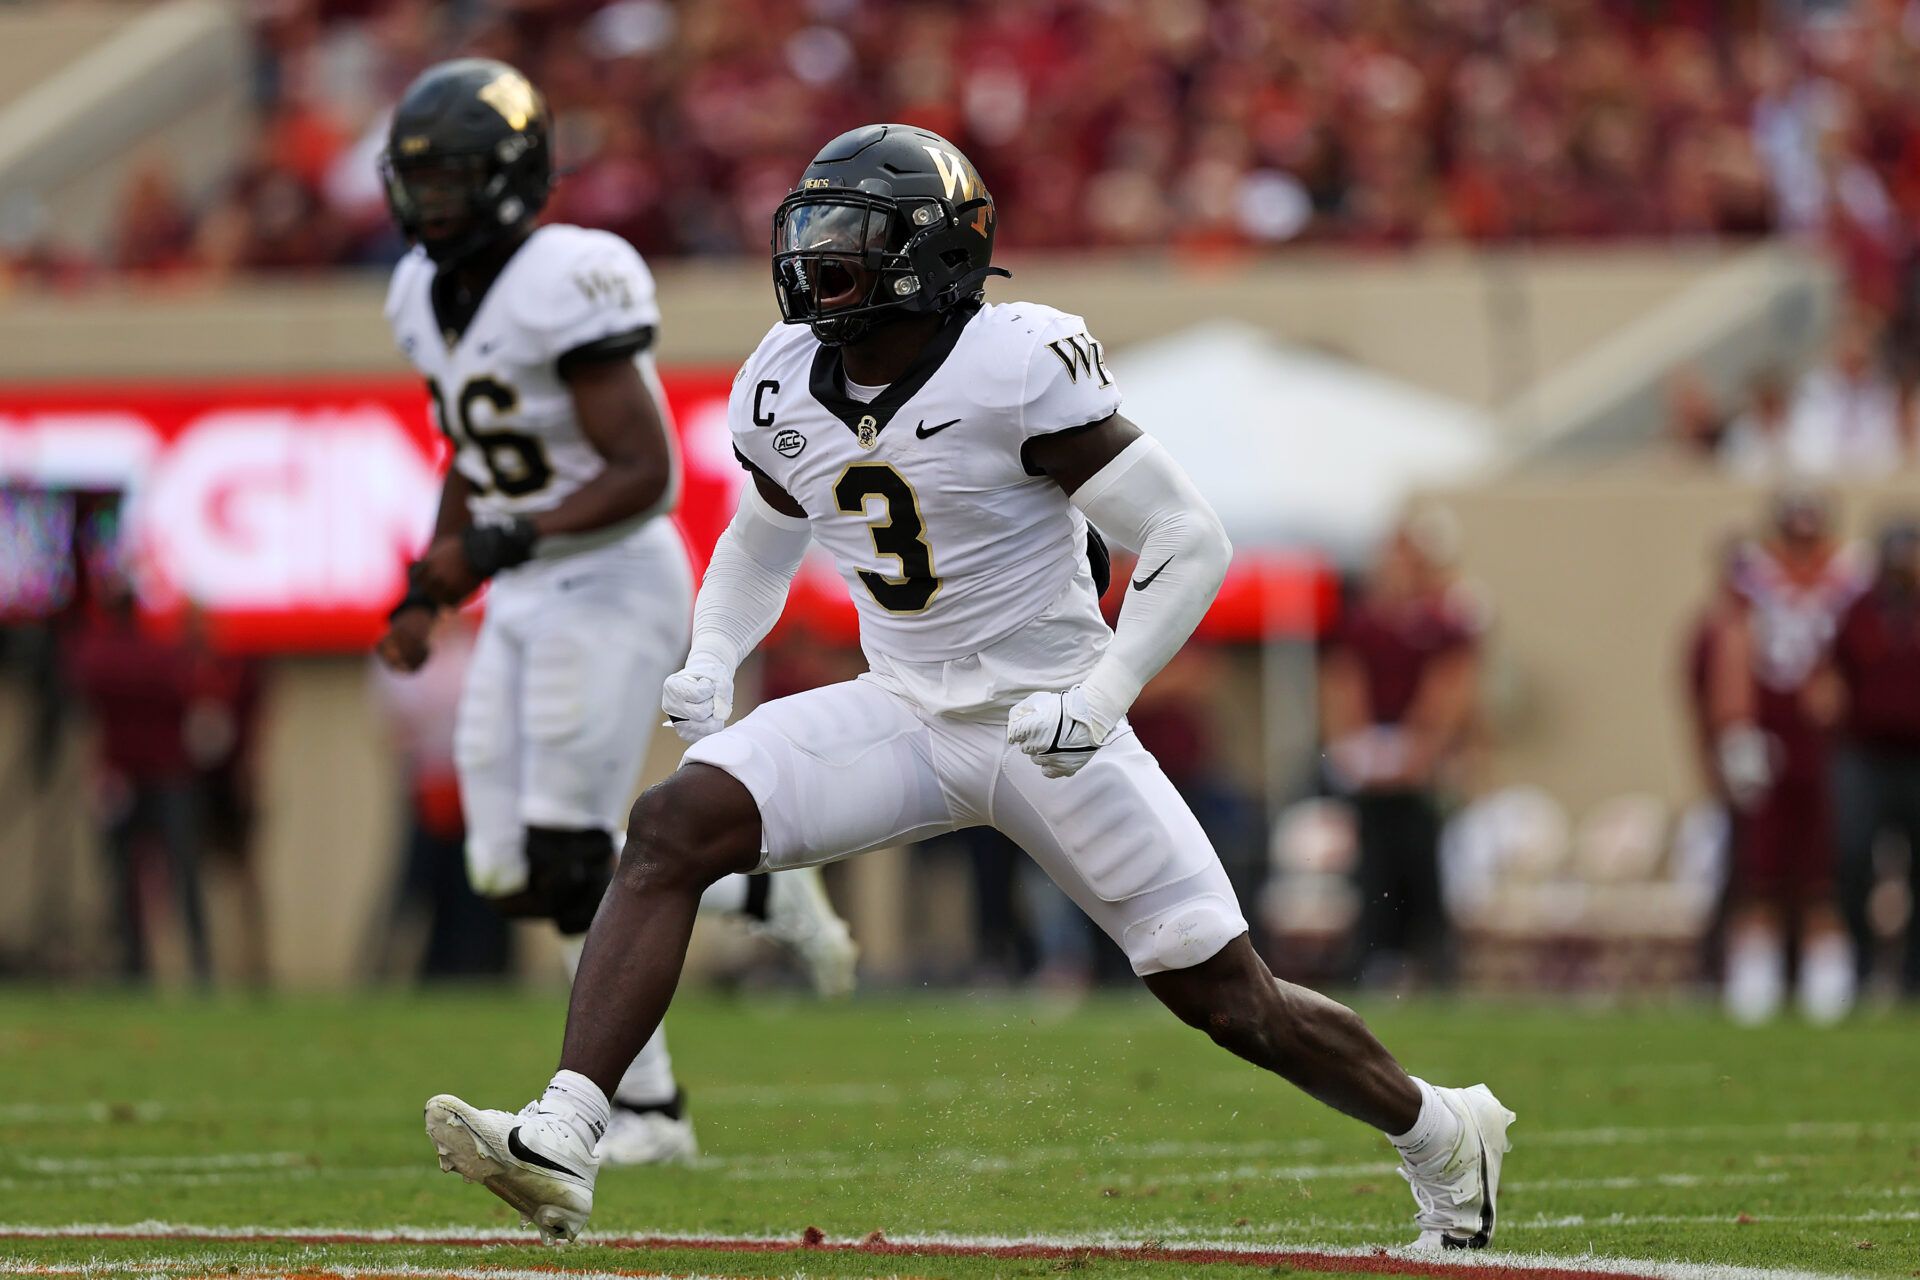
[0,1222,1871,1280]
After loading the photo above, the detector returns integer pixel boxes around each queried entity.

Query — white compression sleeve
[687,484,811,673]
[1070,437,1232,732]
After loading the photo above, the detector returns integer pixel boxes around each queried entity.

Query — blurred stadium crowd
[3,0,1920,284]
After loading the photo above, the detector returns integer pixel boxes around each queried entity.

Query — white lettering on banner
[144,408,439,610]
[0,413,159,490]
[4,405,439,613]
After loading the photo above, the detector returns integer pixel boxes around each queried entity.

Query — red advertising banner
[1,374,1326,653]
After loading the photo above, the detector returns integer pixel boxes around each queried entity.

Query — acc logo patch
[773,428,807,458]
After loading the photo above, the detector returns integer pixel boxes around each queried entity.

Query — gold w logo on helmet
[922,146,978,203]
[478,70,541,130]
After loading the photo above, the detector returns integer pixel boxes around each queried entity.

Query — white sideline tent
[1116,323,1500,823]
[1117,322,1499,560]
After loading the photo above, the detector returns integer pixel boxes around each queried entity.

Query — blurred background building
[2,0,1918,1010]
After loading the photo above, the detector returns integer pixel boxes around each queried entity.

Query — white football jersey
[729,301,1123,716]
[384,223,680,556]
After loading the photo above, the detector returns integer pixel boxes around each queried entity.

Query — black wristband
[387,584,436,623]
[461,516,539,580]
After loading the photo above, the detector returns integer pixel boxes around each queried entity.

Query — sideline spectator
[1667,367,1729,463]
[1719,369,1795,478]
[1777,311,1908,476]
[64,582,214,985]
[1828,517,1920,999]
[1681,536,1752,979]
[1319,515,1482,988]
[1706,490,1864,1023]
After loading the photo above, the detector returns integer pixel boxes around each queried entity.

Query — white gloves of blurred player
[1717,724,1773,809]
[662,654,734,744]
[1007,684,1117,778]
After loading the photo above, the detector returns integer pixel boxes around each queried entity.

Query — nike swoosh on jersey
[1132,557,1174,590]
[506,1126,587,1181]
[916,418,962,438]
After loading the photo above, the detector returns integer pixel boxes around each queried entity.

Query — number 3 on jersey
[835,463,941,613]
[428,376,554,497]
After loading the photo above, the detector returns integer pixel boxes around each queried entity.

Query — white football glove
[1717,724,1773,810]
[661,654,735,744]
[1007,685,1115,779]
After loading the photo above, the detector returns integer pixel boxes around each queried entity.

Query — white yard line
[0,1223,1870,1280]
[0,1264,727,1280]
[0,1168,429,1193]
[11,1099,1915,1168]
[1518,1209,1920,1229]
[12,1153,311,1173]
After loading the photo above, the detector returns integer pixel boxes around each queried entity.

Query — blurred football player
[1707,489,1864,1024]
[373,59,856,1165]
[423,124,1512,1248]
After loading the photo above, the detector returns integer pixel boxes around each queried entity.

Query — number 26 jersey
[384,224,679,543]
[729,300,1122,715]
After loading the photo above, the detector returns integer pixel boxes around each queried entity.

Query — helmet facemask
[381,132,545,267]
[772,193,915,347]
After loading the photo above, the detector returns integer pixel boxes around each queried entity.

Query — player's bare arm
[1022,411,1143,493]
[536,350,676,536]
[751,468,808,519]
[1400,647,1477,785]
[408,355,671,605]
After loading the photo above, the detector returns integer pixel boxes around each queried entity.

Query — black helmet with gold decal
[772,123,1010,346]
[380,58,553,266]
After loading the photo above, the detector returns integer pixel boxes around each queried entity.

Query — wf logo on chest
[1046,333,1112,387]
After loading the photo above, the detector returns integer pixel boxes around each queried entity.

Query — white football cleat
[758,867,858,997]
[424,1094,597,1243]
[598,1098,699,1166]
[1399,1083,1515,1250]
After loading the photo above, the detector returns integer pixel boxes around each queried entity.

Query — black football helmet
[772,123,1010,346]
[381,58,553,266]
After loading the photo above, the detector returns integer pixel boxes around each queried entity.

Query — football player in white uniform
[373,60,856,1167]
[423,124,1513,1248]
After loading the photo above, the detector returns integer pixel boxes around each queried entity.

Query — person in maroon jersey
[65,580,214,985]
[1320,517,1483,988]
[1685,537,1750,803]
[1681,537,1751,978]
[1827,517,1920,998]
[1706,491,1865,1023]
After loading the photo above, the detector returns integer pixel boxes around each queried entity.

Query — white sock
[1389,1078,1461,1169]
[540,1069,611,1147]
[612,1028,678,1107]
[700,873,750,915]
[1798,933,1856,1025]
[1726,928,1785,1026]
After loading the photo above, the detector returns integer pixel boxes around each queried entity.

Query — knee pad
[1124,893,1246,976]
[525,826,615,935]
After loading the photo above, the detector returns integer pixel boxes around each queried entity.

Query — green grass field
[2,989,1915,1279]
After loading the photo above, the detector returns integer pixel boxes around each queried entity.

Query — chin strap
[949,264,1012,300]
